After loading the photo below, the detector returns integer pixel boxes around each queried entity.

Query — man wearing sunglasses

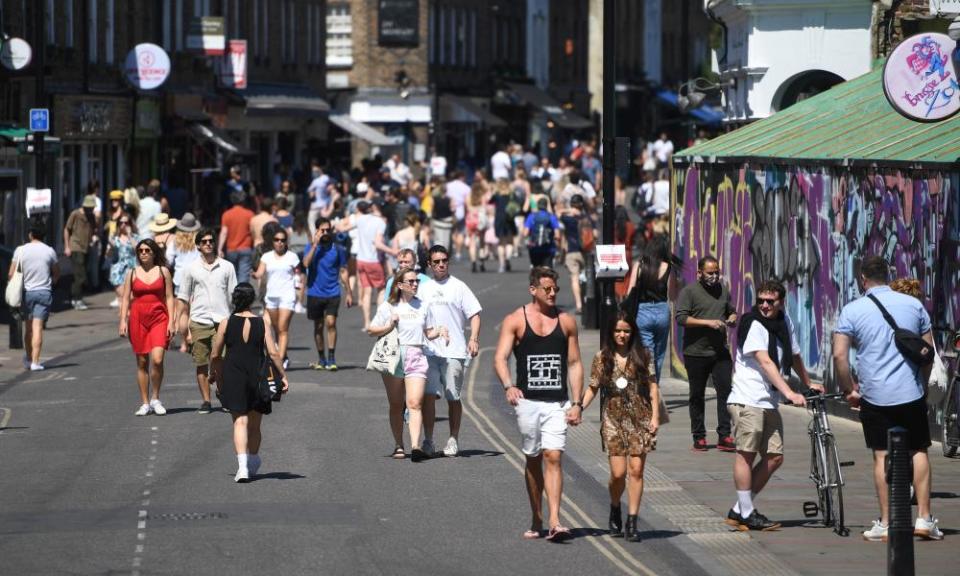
[725,279,815,531]
[419,245,482,457]
[177,227,237,413]
[675,255,738,452]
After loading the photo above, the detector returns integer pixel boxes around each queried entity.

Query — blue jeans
[225,249,253,284]
[635,301,670,383]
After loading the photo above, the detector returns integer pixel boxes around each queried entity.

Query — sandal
[546,525,572,542]
[392,446,405,460]
[522,529,541,540]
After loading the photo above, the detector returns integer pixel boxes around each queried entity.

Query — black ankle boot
[625,515,641,542]
[609,505,623,537]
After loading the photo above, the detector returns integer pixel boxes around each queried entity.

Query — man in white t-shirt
[445,171,471,261]
[307,164,335,236]
[725,279,820,532]
[429,150,447,179]
[652,132,674,166]
[10,223,60,371]
[490,144,513,181]
[419,245,482,457]
[351,200,398,330]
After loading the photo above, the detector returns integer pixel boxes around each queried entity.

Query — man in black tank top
[494,267,584,542]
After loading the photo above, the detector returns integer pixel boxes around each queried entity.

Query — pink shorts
[401,346,428,379]
[358,260,386,289]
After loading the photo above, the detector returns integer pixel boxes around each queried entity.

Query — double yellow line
[464,348,658,576]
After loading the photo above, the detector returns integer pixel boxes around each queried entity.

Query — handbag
[5,254,23,308]
[366,327,401,375]
[258,353,283,403]
[621,264,642,321]
[866,294,935,367]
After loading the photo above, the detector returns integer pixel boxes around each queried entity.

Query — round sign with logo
[882,33,960,122]
[0,37,33,71]
[124,43,171,90]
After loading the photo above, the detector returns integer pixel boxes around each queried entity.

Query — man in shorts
[725,279,815,531]
[420,245,482,457]
[302,218,352,370]
[353,200,397,330]
[10,222,59,371]
[833,255,942,541]
[494,267,583,541]
[177,227,237,414]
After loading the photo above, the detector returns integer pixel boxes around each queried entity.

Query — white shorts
[264,294,297,310]
[515,398,570,456]
[426,356,466,401]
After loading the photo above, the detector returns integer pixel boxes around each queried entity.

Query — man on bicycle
[833,255,942,542]
[726,279,819,531]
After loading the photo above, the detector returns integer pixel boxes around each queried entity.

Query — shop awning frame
[329,115,403,146]
[502,83,594,130]
[440,95,507,128]
[233,83,331,118]
[187,123,255,157]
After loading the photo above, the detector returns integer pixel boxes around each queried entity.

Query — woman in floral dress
[581,309,660,542]
[108,217,139,307]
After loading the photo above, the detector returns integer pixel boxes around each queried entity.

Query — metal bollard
[886,426,914,576]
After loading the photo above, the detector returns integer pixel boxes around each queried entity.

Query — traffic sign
[29,108,49,132]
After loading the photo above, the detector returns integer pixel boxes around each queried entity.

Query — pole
[599,0,617,347]
[886,427,915,576]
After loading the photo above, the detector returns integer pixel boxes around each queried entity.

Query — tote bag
[4,254,23,308]
[366,327,401,375]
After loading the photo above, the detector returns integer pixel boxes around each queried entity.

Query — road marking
[0,407,10,430]
[474,283,502,296]
[131,426,160,575]
[464,347,657,576]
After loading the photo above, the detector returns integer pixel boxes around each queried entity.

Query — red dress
[129,275,170,354]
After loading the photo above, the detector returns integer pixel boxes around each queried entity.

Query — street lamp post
[599,0,617,348]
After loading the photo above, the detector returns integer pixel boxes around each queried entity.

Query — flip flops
[522,529,541,540]
[545,525,572,542]
[391,446,405,460]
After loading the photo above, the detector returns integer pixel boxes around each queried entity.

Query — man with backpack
[558,194,593,315]
[523,198,560,268]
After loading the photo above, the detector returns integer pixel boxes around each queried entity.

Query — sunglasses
[273,237,287,243]
[402,279,420,285]
[199,238,215,245]
[757,297,779,306]
[137,248,152,254]
[430,258,449,265]
[538,285,560,294]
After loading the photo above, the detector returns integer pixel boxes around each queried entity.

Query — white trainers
[134,403,153,417]
[294,303,306,314]
[862,519,888,542]
[914,515,944,540]
[29,363,45,371]
[149,399,166,415]
[234,467,250,483]
[109,298,119,308]
[443,437,459,457]
[72,300,89,311]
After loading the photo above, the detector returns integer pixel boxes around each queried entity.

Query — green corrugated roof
[674,62,960,168]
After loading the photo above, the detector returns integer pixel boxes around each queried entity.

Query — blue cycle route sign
[29,108,49,132]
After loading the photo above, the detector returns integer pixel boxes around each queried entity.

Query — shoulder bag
[5,253,23,308]
[866,294,934,367]
[366,327,401,375]
[257,318,283,404]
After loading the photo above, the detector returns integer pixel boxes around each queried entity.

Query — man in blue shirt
[303,218,352,370]
[523,198,560,268]
[833,255,941,542]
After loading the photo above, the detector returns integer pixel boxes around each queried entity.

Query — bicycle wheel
[822,434,845,532]
[943,375,958,458]
[813,435,833,526]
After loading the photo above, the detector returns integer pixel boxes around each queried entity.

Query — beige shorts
[189,321,218,367]
[728,404,783,456]
[564,251,585,274]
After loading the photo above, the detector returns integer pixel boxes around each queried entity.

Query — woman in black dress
[209,283,288,483]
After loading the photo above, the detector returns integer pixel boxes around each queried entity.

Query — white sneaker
[149,399,166,415]
[134,403,153,417]
[73,300,89,311]
[422,438,436,457]
[294,303,306,314]
[862,519,888,542]
[234,467,250,483]
[443,437,459,457]
[29,363,45,371]
[914,515,944,540]
[109,298,119,308]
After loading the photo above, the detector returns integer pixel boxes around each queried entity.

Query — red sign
[218,40,247,89]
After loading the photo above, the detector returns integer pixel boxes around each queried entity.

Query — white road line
[131,429,160,575]
[464,347,658,576]
[0,407,11,430]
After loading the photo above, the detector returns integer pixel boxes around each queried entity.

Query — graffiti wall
[671,164,959,384]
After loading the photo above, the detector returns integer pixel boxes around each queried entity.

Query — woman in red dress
[119,238,176,416]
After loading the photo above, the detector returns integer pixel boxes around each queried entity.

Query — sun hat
[149,213,178,233]
[109,189,124,200]
[82,196,97,209]
[176,212,201,232]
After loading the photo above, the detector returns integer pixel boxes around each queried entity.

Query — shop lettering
[902,79,939,107]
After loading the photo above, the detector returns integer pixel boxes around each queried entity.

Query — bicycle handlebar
[783,391,845,405]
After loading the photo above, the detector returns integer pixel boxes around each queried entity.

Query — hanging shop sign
[25,188,51,216]
[124,44,171,90]
[882,33,960,122]
[0,37,33,71]
[378,0,419,47]
[217,40,248,89]
[188,16,226,56]
[54,96,132,140]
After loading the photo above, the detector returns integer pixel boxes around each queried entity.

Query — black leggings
[683,352,733,440]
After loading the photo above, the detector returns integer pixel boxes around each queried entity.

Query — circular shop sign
[124,43,171,90]
[0,37,33,71]
[883,33,960,122]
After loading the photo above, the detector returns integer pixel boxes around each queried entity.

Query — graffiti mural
[671,164,959,385]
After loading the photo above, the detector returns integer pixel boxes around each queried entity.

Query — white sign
[595,244,629,279]
[930,1,960,14]
[0,37,32,71]
[25,188,52,216]
[124,44,171,90]
[218,40,247,89]
[882,33,960,122]
[187,17,225,56]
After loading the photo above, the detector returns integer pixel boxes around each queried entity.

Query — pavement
[0,259,958,575]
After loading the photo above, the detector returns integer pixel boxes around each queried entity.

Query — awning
[0,127,29,141]
[188,123,254,156]
[349,94,432,123]
[440,95,507,128]
[233,83,330,117]
[503,83,594,130]
[655,89,725,125]
[329,115,403,146]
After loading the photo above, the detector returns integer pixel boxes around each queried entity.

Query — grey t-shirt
[675,281,736,357]
[14,242,58,292]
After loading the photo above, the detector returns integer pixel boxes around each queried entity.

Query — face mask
[701,273,719,287]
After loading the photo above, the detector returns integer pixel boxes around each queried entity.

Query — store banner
[188,17,226,56]
[218,40,247,89]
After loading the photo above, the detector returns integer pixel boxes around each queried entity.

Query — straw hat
[176,212,200,232]
[109,189,124,200]
[82,196,97,208]
[149,213,178,233]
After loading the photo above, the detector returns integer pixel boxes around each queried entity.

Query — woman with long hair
[392,211,424,270]
[490,178,518,273]
[580,310,660,542]
[108,216,139,308]
[466,178,491,273]
[511,168,532,257]
[166,213,201,353]
[368,266,447,462]
[119,239,176,416]
[626,234,681,383]
[209,283,289,482]
[252,228,302,368]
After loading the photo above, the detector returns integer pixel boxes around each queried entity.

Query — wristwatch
[570,401,583,409]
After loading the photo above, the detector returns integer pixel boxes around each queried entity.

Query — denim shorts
[22,289,53,321]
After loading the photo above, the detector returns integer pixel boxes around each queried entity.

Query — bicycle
[932,326,960,458]
[799,391,854,536]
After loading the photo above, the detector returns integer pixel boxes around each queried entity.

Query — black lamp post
[599,0,617,347]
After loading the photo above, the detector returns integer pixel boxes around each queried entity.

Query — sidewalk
[0,291,121,384]
[571,329,960,575]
